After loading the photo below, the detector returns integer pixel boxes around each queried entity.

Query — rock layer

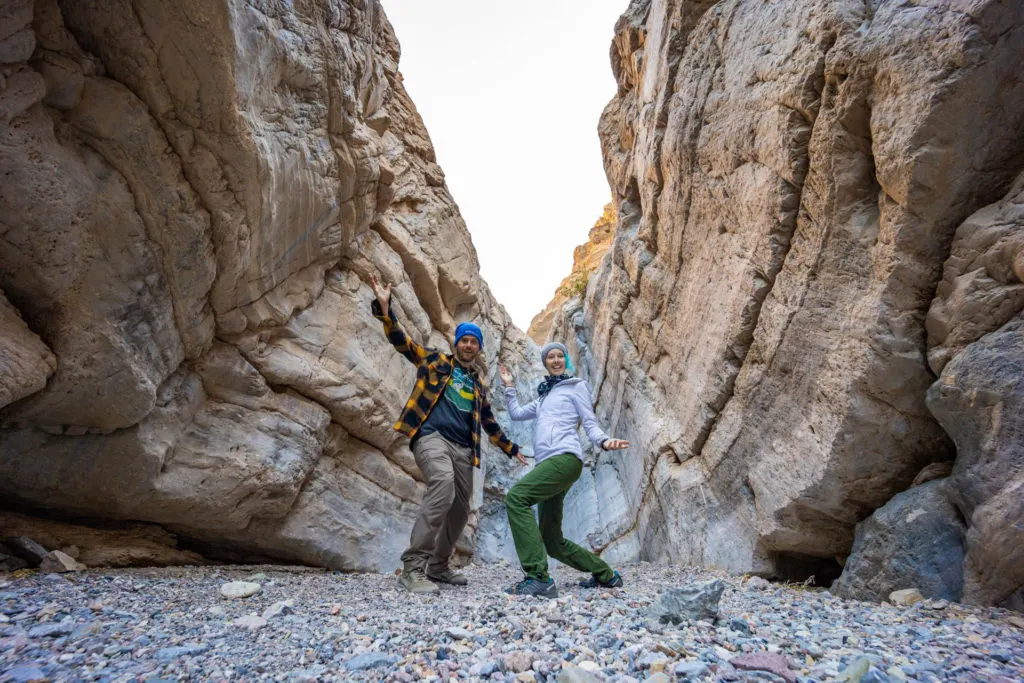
[0,0,538,570]
[528,203,616,343]
[552,0,1024,591]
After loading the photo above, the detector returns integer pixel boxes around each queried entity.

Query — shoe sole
[427,575,468,586]
[397,577,440,595]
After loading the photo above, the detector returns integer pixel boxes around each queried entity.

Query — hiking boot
[579,570,623,589]
[427,567,468,586]
[504,576,558,598]
[398,567,440,595]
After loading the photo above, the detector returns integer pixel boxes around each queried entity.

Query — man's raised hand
[603,438,630,451]
[370,274,391,317]
[498,364,514,388]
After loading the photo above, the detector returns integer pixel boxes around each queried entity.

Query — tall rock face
[528,203,616,344]
[0,0,539,570]
[553,0,1024,595]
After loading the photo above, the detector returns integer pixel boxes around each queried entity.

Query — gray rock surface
[546,0,1024,596]
[1,564,1022,681]
[927,315,1024,608]
[646,579,725,624]
[831,480,965,602]
[0,0,539,570]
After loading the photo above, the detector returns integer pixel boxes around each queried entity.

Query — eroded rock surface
[552,0,1024,591]
[528,203,616,343]
[0,0,539,570]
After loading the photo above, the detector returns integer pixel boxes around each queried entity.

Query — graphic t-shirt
[416,366,476,447]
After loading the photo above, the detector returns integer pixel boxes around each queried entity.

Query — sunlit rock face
[528,203,616,344]
[552,0,1024,601]
[0,0,539,570]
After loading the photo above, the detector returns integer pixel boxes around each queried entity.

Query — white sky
[382,0,626,331]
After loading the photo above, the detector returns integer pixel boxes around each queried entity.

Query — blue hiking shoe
[579,570,623,589]
[504,576,558,598]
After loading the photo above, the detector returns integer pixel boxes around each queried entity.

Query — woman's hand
[603,438,630,451]
[370,274,391,317]
[515,452,529,466]
[498,364,514,387]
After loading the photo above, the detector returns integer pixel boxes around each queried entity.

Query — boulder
[831,480,965,602]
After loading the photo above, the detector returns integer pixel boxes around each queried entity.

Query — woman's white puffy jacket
[504,378,609,465]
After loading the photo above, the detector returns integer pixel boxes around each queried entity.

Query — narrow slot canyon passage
[1,1,1023,681]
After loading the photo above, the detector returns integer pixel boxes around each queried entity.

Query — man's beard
[455,348,478,364]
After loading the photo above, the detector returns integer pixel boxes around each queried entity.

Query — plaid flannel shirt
[372,298,521,467]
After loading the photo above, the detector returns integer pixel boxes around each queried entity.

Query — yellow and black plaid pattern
[372,299,520,467]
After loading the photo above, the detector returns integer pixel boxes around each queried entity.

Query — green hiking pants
[505,453,614,583]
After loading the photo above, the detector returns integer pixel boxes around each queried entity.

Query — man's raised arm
[370,274,430,366]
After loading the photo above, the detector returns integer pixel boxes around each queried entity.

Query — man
[370,275,527,595]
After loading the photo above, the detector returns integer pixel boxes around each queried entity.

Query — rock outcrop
[0,0,539,571]
[831,478,965,603]
[528,203,616,343]
[550,0,1024,600]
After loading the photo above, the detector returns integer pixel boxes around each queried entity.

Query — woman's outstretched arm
[571,381,629,450]
[499,364,539,421]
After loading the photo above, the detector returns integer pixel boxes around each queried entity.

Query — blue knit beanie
[454,321,483,347]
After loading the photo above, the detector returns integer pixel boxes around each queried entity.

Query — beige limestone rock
[0,289,56,410]
[553,0,1024,581]
[528,204,616,343]
[39,549,85,573]
[0,1,540,570]
[0,511,205,568]
[889,589,925,607]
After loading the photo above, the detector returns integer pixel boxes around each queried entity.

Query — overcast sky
[382,0,626,331]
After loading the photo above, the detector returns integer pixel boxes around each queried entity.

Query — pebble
[889,588,925,606]
[219,580,261,599]
[0,564,1020,682]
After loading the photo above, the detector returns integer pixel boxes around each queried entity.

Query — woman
[498,342,630,597]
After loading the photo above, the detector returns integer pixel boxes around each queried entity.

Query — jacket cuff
[371,296,395,321]
[507,443,520,457]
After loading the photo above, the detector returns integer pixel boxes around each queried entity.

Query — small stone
[558,665,603,683]
[330,603,342,615]
[233,614,268,629]
[344,653,400,671]
[262,600,295,620]
[674,660,709,679]
[835,657,871,682]
[888,589,924,606]
[861,667,891,683]
[469,660,500,676]
[517,673,537,683]
[39,550,85,573]
[28,621,74,638]
[3,666,49,683]
[647,579,725,624]
[1007,615,1024,630]
[578,661,600,672]
[649,658,669,673]
[645,674,670,683]
[220,581,261,599]
[886,667,908,682]
[729,617,753,635]
[746,576,771,590]
[446,627,474,640]
[504,651,534,673]
[153,643,210,662]
[730,652,796,683]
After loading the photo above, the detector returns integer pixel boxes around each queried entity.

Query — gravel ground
[1,562,1022,682]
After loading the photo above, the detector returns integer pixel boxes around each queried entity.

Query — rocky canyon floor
[1,564,1022,683]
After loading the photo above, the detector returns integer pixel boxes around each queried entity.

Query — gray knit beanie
[540,342,574,374]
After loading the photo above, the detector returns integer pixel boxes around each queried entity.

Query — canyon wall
[0,0,540,571]
[549,0,1024,604]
